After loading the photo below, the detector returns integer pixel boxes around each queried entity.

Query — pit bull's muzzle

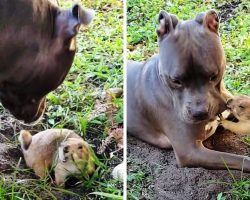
[0,91,46,123]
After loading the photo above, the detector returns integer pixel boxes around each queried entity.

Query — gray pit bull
[127,10,250,172]
[0,0,94,123]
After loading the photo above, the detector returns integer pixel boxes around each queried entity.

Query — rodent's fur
[19,129,95,186]
[220,95,250,135]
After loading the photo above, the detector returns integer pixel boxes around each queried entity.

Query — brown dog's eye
[169,77,182,88]
[209,74,217,81]
[63,146,69,153]
[78,145,83,149]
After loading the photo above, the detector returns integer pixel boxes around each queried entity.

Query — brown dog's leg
[129,129,172,149]
[174,140,250,172]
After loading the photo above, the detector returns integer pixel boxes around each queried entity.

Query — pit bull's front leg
[129,128,172,149]
[173,135,250,172]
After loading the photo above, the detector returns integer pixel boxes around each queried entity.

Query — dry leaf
[97,128,123,154]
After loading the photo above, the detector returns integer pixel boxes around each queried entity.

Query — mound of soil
[128,129,250,200]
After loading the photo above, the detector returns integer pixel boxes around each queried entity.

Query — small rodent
[19,129,95,187]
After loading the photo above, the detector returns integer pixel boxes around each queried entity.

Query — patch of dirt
[216,1,242,22]
[0,140,22,173]
[128,128,250,200]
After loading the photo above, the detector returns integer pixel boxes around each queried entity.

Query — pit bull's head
[157,10,227,124]
[0,0,94,123]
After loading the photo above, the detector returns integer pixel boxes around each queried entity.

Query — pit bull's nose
[192,111,209,120]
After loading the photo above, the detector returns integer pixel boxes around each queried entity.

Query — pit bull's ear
[195,12,205,24]
[55,5,94,40]
[198,10,219,34]
[156,10,178,40]
[72,4,95,25]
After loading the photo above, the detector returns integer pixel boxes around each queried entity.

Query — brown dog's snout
[192,110,209,120]
[186,104,209,121]
[187,99,209,121]
[13,97,46,123]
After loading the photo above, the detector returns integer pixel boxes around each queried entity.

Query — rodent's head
[227,95,250,121]
[58,138,90,164]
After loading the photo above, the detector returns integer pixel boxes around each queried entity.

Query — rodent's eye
[169,77,182,88]
[239,105,245,109]
[63,146,69,153]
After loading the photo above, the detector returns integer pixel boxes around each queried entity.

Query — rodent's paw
[217,116,225,123]
[219,119,230,129]
[51,179,57,186]
[218,119,224,125]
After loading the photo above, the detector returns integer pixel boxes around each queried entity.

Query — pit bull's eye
[169,78,182,88]
[209,74,217,81]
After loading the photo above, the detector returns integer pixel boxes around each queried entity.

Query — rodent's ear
[226,98,233,106]
[156,10,178,40]
[19,130,32,150]
[202,10,220,34]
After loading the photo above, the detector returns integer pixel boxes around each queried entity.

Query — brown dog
[0,0,94,123]
[19,129,95,187]
[127,10,250,171]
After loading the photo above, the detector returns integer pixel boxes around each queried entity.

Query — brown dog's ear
[195,12,205,24]
[72,4,95,25]
[156,10,178,40]
[55,4,94,39]
[197,10,219,34]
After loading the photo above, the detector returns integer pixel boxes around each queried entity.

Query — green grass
[0,0,123,199]
[215,160,250,200]
[242,136,250,146]
[127,161,153,200]
[128,0,250,199]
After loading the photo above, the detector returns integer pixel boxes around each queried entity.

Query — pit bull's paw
[205,120,219,139]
